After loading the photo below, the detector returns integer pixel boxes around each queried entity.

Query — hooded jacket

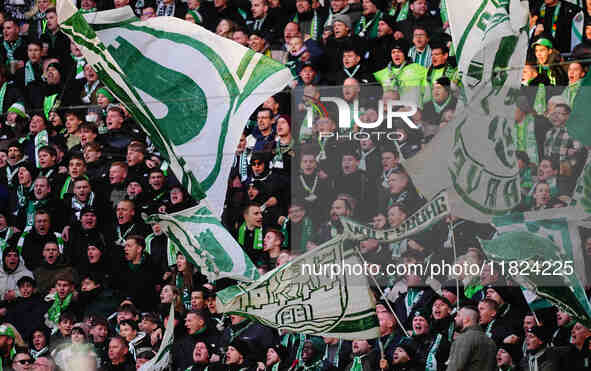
[0,254,33,299]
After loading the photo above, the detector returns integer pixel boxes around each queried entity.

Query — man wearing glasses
[12,351,33,371]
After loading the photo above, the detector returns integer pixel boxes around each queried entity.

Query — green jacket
[446,325,496,371]
[374,63,427,106]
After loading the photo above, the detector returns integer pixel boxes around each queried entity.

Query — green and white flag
[403,1,528,223]
[481,210,591,327]
[146,204,260,282]
[447,0,528,96]
[216,236,381,340]
[341,192,450,242]
[567,64,591,148]
[57,2,292,216]
[139,304,174,371]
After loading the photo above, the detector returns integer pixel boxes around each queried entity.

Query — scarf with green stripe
[238,222,263,250]
[47,292,73,324]
[34,130,49,168]
[3,39,22,63]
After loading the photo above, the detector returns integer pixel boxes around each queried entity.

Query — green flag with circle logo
[56,2,292,216]
[146,204,260,282]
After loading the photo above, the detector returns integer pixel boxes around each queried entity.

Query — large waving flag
[216,236,381,340]
[146,204,260,282]
[481,210,591,327]
[447,0,529,95]
[403,0,529,222]
[139,304,174,371]
[57,1,292,216]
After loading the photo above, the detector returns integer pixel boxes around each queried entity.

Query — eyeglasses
[15,359,33,365]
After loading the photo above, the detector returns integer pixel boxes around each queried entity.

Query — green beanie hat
[96,87,114,102]
[7,102,29,119]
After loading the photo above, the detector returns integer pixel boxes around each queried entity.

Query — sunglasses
[15,359,33,365]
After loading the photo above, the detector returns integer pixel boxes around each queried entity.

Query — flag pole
[448,219,460,314]
[353,246,410,337]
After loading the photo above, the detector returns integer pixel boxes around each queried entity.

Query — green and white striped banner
[447,0,528,96]
[216,236,381,340]
[57,2,292,216]
[404,0,528,223]
[146,204,260,282]
[139,304,174,371]
[482,211,591,327]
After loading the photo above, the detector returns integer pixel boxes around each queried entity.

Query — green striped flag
[56,2,292,215]
[403,0,529,223]
[216,236,381,340]
[481,211,591,327]
[447,0,529,95]
[139,303,174,371]
[146,204,260,282]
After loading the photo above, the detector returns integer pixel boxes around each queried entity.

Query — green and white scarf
[0,82,7,113]
[3,39,22,63]
[72,55,86,79]
[356,11,382,38]
[425,334,442,371]
[47,292,73,324]
[349,354,365,371]
[391,1,409,21]
[0,228,14,252]
[238,222,263,250]
[115,223,136,246]
[282,333,306,362]
[43,94,58,119]
[408,45,432,68]
[34,130,49,168]
[24,61,37,86]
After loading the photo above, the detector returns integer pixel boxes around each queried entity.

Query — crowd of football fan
[0,0,589,370]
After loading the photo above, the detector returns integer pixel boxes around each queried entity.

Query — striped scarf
[24,61,37,86]
[238,222,263,250]
[408,45,432,68]
[3,39,22,63]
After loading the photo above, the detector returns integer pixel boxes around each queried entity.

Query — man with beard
[244,152,288,212]
[396,0,442,40]
[409,308,450,371]
[0,323,17,370]
[353,0,385,40]
[309,197,353,246]
[430,296,455,342]
[144,223,173,281]
[520,326,560,371]
[78,272,119,319]
[290,0,325,41]
[446,306,496,371]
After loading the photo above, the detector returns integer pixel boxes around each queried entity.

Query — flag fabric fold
[481,211,591,327]
[57,2,293,216]
[403,0,529,223]
[146,204,260,282]
[216,236,381,340]
[139,303,175,371]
